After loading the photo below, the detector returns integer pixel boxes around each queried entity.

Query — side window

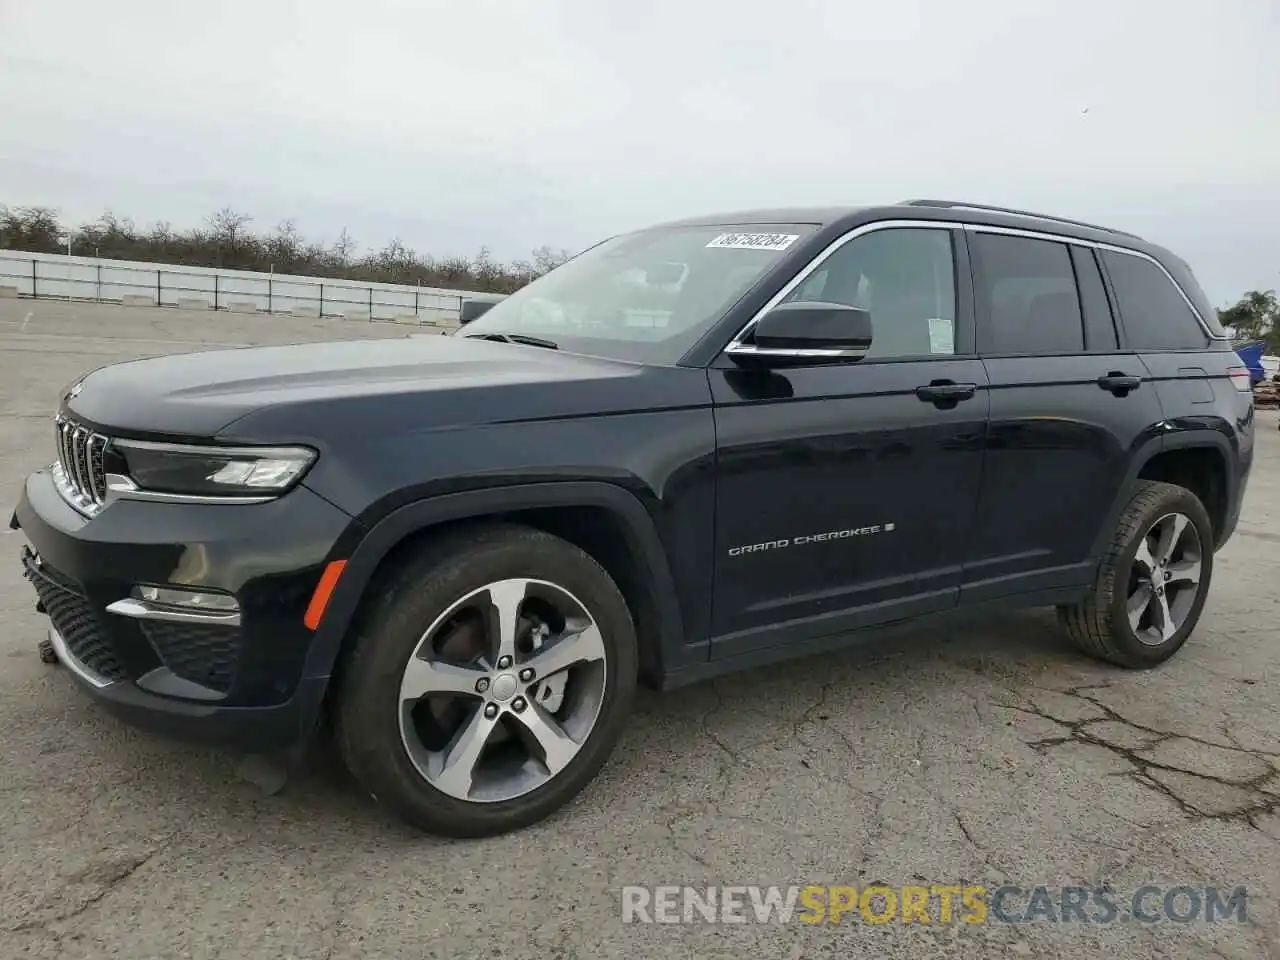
[973,233,1084,354]
[782,227,957,358]
[1100,250,1208,350]
[1070,245,1119,352]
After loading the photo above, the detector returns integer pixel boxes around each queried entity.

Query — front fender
[299,480,690,684]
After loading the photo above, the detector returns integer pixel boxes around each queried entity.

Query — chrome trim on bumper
[105,597,242,627]
[47,623,117,689]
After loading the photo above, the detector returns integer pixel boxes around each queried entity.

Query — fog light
[137,585,239,613]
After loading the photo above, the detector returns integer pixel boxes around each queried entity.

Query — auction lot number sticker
[705,233,800,251]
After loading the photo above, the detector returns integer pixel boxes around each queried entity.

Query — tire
[1058,480,1214,668]
[333,522,638,837]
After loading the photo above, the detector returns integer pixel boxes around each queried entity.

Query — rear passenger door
[961,229,1166,603]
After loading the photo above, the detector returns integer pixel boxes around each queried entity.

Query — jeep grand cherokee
[13,199,1252,837]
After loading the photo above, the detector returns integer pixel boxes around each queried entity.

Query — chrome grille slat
[52,415,109,516]
[67,423,81,492]
[89,435,107,502]
[58,420,71,477]
[73,426,90,495]
[56,420,67,477]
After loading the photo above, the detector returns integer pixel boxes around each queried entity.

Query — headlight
[110,441,316,498]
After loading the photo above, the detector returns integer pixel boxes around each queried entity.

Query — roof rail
[899,199,1143,241]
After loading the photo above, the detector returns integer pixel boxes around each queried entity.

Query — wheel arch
[301,481,687,694]
[1091,430,1236,558]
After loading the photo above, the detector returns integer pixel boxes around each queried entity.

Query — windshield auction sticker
[705,233,799,251]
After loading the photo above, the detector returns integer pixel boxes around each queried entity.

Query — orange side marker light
[304,559,348,630]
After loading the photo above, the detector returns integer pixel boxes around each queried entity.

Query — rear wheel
[1058,480,1214,668]
[333,524,637,837]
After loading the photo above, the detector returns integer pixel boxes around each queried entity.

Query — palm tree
[1219,289,1279,347]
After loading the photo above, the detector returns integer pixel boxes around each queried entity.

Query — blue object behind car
[1234,340,1266,385]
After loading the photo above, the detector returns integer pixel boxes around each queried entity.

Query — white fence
[0,250,506,325]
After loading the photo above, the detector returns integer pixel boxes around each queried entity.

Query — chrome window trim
[725,217,1228,351]
[726,219,957,350]
[724,344,867,359]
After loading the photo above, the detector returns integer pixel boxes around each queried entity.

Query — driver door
[707,225,990,660]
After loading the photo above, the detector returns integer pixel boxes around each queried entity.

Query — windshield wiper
[465,332,559,350]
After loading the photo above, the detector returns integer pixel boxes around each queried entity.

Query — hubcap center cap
[490,673,518,701]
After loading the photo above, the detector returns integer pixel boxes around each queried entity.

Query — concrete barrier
[121,294,154,306]
[177,298,210,310]
[226,301,259,313]
[289,306,320,318]
[0,285,18,298]
[1,249,499,320]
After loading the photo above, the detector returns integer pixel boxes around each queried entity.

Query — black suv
[13,199,1253,837]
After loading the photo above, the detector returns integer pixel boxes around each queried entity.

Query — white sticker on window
[927,317,955,354]
[623,310,671,328]
[705,232,799,251]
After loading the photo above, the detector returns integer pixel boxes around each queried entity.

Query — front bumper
[12,467,353,750]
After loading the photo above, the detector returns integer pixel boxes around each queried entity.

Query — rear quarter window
[1100,250,1210,351]
[1164,254,1228,339]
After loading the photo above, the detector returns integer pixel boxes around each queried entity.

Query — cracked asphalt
[2,299,1279,959]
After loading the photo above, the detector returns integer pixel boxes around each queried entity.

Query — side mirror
[726,301,872,367]
[459,299,496,324]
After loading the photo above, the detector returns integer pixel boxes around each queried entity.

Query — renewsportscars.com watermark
[621,885,1248,925]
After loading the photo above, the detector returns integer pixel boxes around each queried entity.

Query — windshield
[457,223,817,363]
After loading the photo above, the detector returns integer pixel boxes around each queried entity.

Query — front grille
[22,551,126,682]
[140,621,240,693]
[53,415,109,515]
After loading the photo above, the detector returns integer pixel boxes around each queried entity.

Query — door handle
[1097,372,1142,396]
[915,380,977,406]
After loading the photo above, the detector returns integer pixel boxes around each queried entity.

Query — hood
[64,333,706,438]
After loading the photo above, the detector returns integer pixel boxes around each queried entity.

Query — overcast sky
[1,0,1276,304]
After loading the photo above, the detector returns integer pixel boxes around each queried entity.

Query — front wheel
[1058,480,1214,668]
[333,524,638,837]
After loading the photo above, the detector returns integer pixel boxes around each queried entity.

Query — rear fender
[1088,428,1237,559]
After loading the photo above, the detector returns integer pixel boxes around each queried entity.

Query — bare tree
[207,207,254,267]
[267,218,303,268]
[332,227,357,266]
[1,199,577,295]
[531,244,572,275]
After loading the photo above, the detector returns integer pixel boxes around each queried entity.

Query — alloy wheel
[397,578,608,803]
[1126,511,1203,646]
